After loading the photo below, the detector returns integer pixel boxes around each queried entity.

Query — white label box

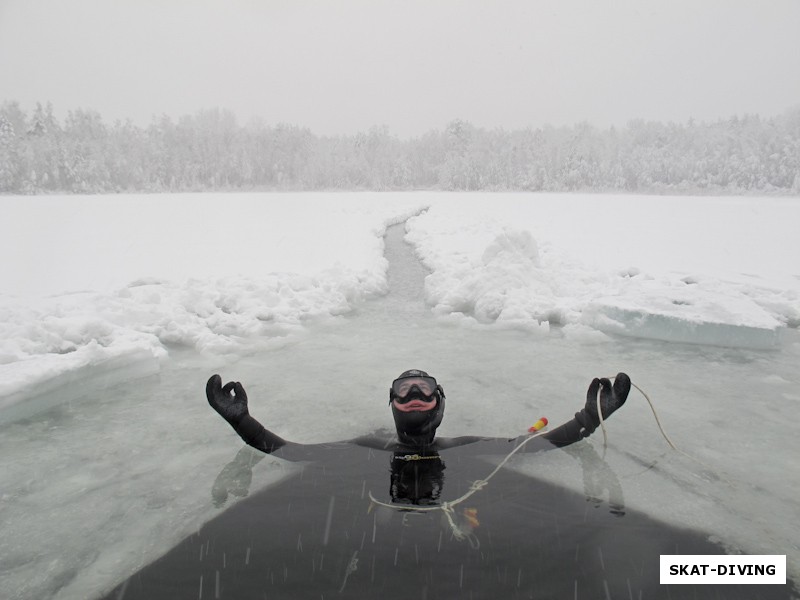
[660,555,786,585]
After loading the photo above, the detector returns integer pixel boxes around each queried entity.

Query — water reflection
[211,446,265,508]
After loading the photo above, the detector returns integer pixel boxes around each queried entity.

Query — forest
[1,101,799,194]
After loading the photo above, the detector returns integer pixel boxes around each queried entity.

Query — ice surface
[404,194,798,347]
[0,193,799,599]
[2,193,798,410]
[1,193,427,410]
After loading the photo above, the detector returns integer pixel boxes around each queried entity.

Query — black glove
[207,374,250,427]
[576,372,631,432]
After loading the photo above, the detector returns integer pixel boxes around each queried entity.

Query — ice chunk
[583,303,781,349]
[0,344,163,424]
[582,277,784,349]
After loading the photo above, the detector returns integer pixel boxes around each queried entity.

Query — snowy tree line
[1,100,799,194]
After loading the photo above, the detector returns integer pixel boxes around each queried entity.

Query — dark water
[103,437,798,600]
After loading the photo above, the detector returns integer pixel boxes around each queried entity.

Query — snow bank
[0,193,427,413]
[2,192,798,418]
[405,194,799,349]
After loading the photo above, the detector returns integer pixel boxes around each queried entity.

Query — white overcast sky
[1,0,799,137]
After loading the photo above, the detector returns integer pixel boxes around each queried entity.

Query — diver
[206,369,631,459]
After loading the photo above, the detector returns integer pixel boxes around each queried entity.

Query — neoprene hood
[389,369,446,445]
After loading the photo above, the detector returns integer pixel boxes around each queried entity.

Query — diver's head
[389,369,446,446]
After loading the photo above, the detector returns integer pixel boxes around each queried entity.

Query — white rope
[370,376,724,540]
[601,376,689,457]
[601,376,733,486]
[368,428,552,534]
[629,380,679,451]
[596,384,608,457]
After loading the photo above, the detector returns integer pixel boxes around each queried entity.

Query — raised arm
[206,374,289,454]
[543,372,631,447]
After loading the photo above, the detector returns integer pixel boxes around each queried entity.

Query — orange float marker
[463,508,480,528]
[527,417,548,433]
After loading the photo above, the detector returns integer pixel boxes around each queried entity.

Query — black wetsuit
[99,370,797,599]
[102,409,797,599]
[232,403,593,460]
[103,437,797,600]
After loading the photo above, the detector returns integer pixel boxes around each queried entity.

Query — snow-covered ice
[0,192,798,599]
[3,193,797,409]
[0,193,426,413]
[405,195,798,346]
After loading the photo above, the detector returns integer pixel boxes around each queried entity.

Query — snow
[3,194,797,407]
[404,194,799,346]
[1,192,799,599]
[0,193,427,408]
[2,191,798,411]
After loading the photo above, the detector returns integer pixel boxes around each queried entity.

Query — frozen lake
[0,193,798,598]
